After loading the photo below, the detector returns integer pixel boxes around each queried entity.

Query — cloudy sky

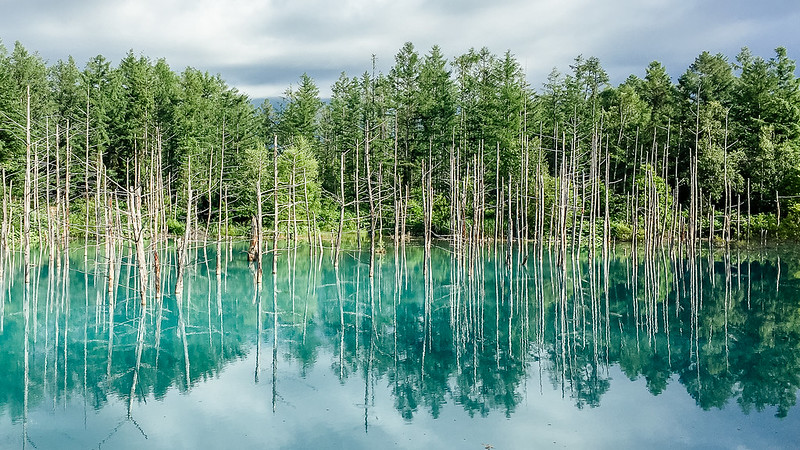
[2,0,799,99]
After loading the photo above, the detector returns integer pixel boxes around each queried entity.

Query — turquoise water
[1,242,799,449]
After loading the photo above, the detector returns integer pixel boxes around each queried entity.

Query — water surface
[1,242,799,449]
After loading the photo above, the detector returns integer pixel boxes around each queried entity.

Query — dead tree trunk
[64,120,72,247]
[129,152,148,306]
[23,86,32,283]
[365,127,376,278]
[255,145,264,285]
[1,168,8,259]
[175,154,192,297]
[272,135,279,274]
[334,149,345,265]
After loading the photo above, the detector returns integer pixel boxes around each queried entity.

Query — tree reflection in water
[0,241,799,436]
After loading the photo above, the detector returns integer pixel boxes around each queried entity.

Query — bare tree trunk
[104,162,115,296]
[97,128,104,247]
[523,136,530,245]
[34,141,42,248]
[272,135,279,274]
[452,134,462,244]
[355,140,361,250]
[494,141,500,242]
[205,149,214,247]
[54,123,62,254]
[377,161,384,249]
[589,129,598,254]
[365,128,376,278]
[23,86,32,283]
[152,129,164,299]
[256,148,263,285]
[426,146,433,251]
[2,168,9,259]
[421,159,427,251]
[534,127,543,244]
[558,133,568,265]
[737,193,741,240]
[175,154,192,296]
[723,110,730,244]
[507,173,513,264]
[334,149,345,265]
[217,123,226,246]
[393,121,400,246]
[402,184,409,253]
[130,151,148,306]
[64,120,71,247]
[84,87,90,250]
[747,179,751,241]
[690,86,701,248]
[570,135,579,251]
[302,168,315,252]
[604,136,610,256]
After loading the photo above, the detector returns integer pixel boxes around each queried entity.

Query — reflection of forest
[1,242,799,424]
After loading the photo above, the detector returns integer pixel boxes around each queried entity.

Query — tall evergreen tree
[279,73,322,145]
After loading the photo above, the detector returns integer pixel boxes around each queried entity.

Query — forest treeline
[2,40,800,259]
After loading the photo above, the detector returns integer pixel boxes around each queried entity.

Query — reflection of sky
[3,347,798,449]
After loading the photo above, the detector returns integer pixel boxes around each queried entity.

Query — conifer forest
[2,40,800,276]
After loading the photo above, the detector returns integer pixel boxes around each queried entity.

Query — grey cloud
[2,0,799,99]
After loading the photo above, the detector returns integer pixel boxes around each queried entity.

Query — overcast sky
[2,0,799,99]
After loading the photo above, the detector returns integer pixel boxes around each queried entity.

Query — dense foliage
[2,40,800,244]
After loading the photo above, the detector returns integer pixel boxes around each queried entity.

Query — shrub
[779,203,800,240]
[166,217,185,236]
[611,221,633,241]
